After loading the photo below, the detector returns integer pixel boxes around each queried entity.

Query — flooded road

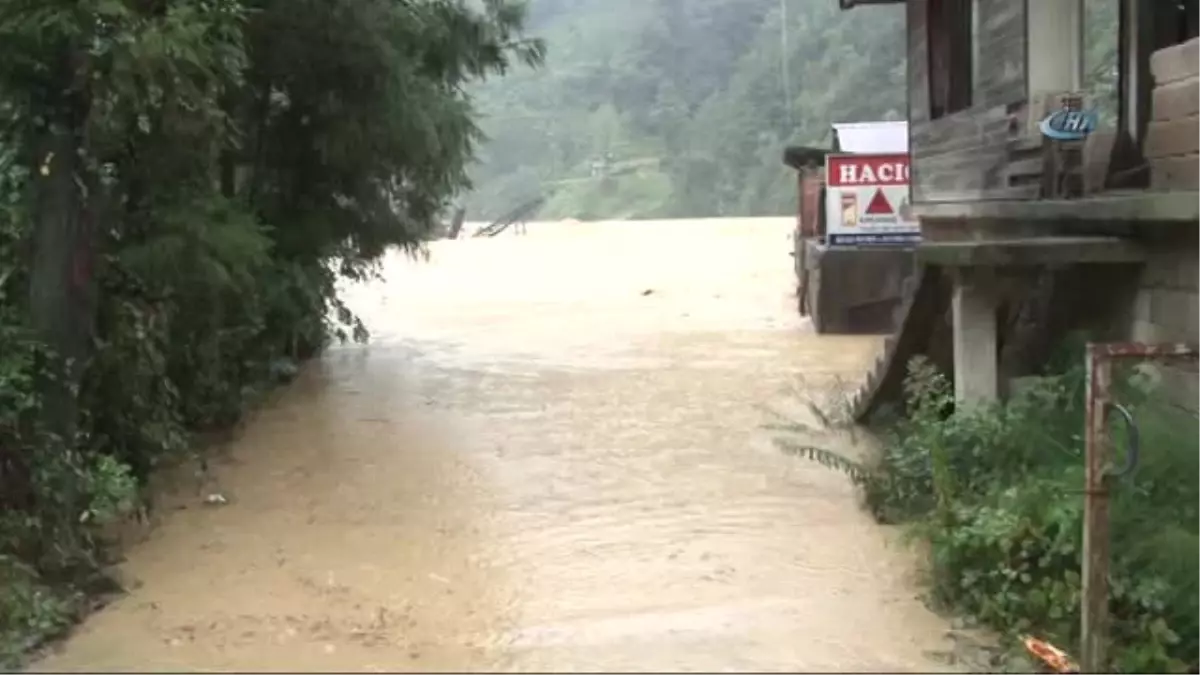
[36,218,954,672]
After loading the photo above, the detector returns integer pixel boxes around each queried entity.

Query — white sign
[824,153,920,246]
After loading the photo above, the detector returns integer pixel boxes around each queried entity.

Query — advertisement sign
[824,153,919,246]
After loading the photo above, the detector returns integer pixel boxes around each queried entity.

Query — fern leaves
[773,437,869,483]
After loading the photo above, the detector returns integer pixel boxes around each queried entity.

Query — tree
[0,0,543,661]
[463,0,908,220]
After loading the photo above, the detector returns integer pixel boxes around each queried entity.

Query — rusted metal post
[1081,343,1113,673]
[1079,341,1198,673]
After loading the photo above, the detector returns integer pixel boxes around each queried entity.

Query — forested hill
[462,0,907,221]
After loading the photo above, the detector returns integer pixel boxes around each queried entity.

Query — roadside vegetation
[776,339,1199,673]
[0,0,542,666]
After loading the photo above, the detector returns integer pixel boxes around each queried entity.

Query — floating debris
[1023,635,1079,674]
[203,493,229,506]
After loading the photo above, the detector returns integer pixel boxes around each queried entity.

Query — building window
[927,0,975,119]
[1085,0,1120,129]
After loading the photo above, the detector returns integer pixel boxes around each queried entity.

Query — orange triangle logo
[865,189,893,215]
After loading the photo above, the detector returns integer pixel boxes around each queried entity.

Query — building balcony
[914,37,1198,229]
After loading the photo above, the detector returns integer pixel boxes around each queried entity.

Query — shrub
[778,349,1199,672]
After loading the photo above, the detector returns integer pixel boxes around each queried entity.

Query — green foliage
[464,0,908,220]
[0,555,78,668]
[0,0,542,665]
[780,352,1199,673]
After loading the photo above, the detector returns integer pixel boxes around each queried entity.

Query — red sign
[823,151,919,247]
[864,189,893,215]
[826,153,910,187]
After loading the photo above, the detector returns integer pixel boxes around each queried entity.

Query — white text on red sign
[826,154,910,187]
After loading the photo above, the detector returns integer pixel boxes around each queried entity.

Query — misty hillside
[463,0,907,221]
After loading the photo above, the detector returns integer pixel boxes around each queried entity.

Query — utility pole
[780,0,793,133]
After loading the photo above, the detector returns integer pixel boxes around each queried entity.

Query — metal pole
[780,0,793,132]
[1081,342,1112,673]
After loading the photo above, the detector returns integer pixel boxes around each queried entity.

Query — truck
[782,121,917,335]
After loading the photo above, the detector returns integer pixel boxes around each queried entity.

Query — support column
[1027,0,1085,99]
[1119,0,1156,143]
[952,269,999,406]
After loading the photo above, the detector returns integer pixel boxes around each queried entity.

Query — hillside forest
[463,0,1120,221]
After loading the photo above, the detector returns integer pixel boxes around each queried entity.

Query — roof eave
[838,0,906,10]
[782,146,834,170]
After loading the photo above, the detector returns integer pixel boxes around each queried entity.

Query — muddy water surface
[35,218,954,672]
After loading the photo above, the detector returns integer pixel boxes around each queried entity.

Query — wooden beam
[1120,0,1155,143]
[838,0,905,9]
[917,236,1147,268]
[911,190,1200,223]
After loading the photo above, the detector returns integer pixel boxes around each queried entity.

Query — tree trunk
[448,206,467,238]
[26,43,97,559]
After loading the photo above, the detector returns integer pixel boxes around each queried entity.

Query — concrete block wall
[1128,239,1199,408]
[1132,37,1200,405]
[1146,38,1200,190]
[1130,245,1199,344]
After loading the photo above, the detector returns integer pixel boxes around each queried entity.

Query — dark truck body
[783,136,915,335]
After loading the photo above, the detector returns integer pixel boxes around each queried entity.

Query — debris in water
[203,493,229,506]
[641,289,654,296]
[1023,635,1078,673]
[428,573,450,584]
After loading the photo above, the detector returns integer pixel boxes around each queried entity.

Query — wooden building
[838,0,1199,413]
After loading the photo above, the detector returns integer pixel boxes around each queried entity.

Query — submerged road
[35,218,954,672]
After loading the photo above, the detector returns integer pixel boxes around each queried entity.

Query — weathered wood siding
[907,0,1030,203]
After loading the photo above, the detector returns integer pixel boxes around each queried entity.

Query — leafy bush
[779,350,1199,672]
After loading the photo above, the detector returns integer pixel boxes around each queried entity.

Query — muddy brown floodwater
[34,217,957,673]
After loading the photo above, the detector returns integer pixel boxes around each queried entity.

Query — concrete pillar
[952,270,999,406]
